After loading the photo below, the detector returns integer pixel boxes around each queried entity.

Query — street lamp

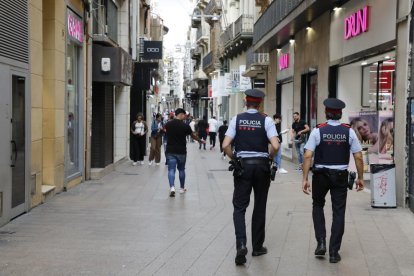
[192,13,221,22]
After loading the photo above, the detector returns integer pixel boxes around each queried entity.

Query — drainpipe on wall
[85,0,93,180]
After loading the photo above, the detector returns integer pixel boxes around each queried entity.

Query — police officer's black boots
[329,252,341,263]
[314,238,326,256]
[235,241,248,265]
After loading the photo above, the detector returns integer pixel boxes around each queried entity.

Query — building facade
[252,0,411,208]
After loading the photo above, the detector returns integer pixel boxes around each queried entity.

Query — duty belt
[241,157,270,165]
[312,167,348,176]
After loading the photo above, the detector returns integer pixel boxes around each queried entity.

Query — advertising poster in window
[349,111,378,172]
[377,111,394,164]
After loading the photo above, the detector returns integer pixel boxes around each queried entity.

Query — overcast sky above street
[154,0,193,50]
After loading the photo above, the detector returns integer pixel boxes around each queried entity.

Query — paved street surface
[1,143,414,276]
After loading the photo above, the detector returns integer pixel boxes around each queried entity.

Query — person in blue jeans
[290,112,310,171]
[164,108,205,197]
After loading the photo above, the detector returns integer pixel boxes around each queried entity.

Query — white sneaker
[155,162,160,166]
[149,161,153,165]
[132,162,137,166]
[169,187,175,197]
[279,168,288,174]
[179,188,187,194]
[140,161,144,165]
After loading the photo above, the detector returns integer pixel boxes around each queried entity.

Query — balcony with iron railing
[234,14,254,40]
[204,0,222,15]
[190,47,201,60]
[219,14,254,59]
[202,50,220,74]
[196,26,209,47]
[253,0,304,45]
[246,47,269,68]
[219,23,234,50]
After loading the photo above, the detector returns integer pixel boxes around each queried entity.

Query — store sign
[143,41,163,59]
[67,9,83,44]
[279,53,289,70]
[344,6,369,40]
[253,79,266,88]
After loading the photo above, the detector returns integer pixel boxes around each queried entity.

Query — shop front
[330,0,399,198]
[66,8,84,180]
[276,44,294,160]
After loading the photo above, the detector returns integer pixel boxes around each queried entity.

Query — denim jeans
[166,153,187,188]
[294,142,305,165]
[273,147,282,168]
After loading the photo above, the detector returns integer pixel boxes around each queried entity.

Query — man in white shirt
[208,116,218,150]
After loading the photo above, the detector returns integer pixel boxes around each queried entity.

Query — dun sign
[344,6,369,40]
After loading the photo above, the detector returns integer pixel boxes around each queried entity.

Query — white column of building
[114,2,131,163]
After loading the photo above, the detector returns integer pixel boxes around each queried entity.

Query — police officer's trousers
[312,170,348,254]
[233,160,270,249]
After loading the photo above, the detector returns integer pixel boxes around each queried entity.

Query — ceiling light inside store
[361,61,368,66]
[306,22,311,31]
[289,36,295,43]
[333,7,342,12]
[384,55,390,59]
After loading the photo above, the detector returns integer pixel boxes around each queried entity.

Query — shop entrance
[301,72,318,129]
[0,65,27,226]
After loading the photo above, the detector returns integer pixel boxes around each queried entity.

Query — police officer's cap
[323,98,346,110]
[245,89,265,103]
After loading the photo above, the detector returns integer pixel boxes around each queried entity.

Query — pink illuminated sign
[67,10,84,44]
[344,6,369,40]
[279,53,289,70]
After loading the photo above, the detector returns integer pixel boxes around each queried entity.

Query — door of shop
[301,72,318,129]
[0,66,27,226]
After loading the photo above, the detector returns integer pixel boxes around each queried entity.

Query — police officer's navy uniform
[225,90,278,262]
[304,98,362,261]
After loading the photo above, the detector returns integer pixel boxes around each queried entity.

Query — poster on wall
[239,65,251,92]
[224,73,232,96]
[231,70,240,93]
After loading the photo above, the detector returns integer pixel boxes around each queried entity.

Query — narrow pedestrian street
[1,144,414,276]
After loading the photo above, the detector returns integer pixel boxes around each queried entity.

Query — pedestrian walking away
[302,98,364,264]
[273,114,288,173]
[222,89,280,266]
[164,108,205,197]
[148,113,164,165]
[218,120,229,159]
[197,116,208,150]
[208,116,218,150]
[290,112,310,171]
[131,113,148,165]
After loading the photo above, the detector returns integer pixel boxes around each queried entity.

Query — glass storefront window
[362,56,395,111]
[66,41,80,176]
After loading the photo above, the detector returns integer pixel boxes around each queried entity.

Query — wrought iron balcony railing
[234,14,254,39]
[246,47,269,68]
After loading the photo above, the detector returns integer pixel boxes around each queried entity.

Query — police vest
[234,112,268,153]
[314,123,351,165]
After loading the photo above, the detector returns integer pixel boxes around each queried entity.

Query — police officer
[222,89,280,266]
[302,98,364,263]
